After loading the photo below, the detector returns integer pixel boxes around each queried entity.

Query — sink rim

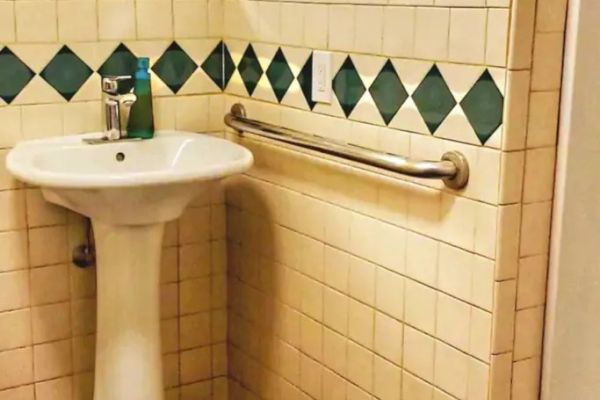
[6,130,253,189]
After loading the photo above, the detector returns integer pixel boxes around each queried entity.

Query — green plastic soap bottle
[127,57,155,139]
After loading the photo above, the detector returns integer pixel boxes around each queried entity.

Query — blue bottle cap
[137,57,150,70]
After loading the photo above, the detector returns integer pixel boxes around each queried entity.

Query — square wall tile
[0,347,33,390]
[414,7,450,61]
[98,0,136,40]
[0,270,30,312]
[57,0,98,42]
[34,339,73,381]
[136,0,173,39]
[404,326,435,383]
[0,1,16,43]
[449,8,486,64]
[0,309,31,351]
[15,0,57,43]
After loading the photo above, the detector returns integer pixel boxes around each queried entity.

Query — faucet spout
[101,76,137,141]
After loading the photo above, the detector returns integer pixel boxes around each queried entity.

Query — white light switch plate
[311,50,332,103]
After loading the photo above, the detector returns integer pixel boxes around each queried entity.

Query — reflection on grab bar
[224,103,469,189]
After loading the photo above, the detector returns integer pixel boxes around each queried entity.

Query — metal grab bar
[224,103,469,189]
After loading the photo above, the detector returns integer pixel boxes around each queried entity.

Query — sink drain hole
[115,152,125,162]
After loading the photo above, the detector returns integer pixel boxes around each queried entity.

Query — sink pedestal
[93,221,165,400]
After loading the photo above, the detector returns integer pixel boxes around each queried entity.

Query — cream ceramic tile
[136,0,173,39]
[405,232,439,286]
[0,231,28,272]
[98,0,136,40]
[489,352,512,400]
[404,279,437,334]
[471,256,494,312]
[15,0,57,43]
[28,226,68,267]
[31,302,71,344]
[180,346,212,383]
[174,0,208,38]
[180,278,211,315]
[519,201,552,257]
[536,0,568,33]
[508,0,536,69]
[503,70,531,151]
[0,309,31,351]
[300,354,322,399]
[404,326,435,382]
[280,3,303,47]
[35,377,72,400]
[436,293,471,351]
[517,255,548,310]
[354,6,383,55]
[491,280,516,354]
[403,371,433,400]
[348,256,376,306]
[348,299,374,348]
[34,339,72,381]
[434,341,469,399]
[512,357,541,400]
[474,202,498,259]
[499,151,525,205]
[448,8,486,64]
[328,6,354,52]
[303,5,328,49]
[469,308,492,361]
[26,189,67,227]
[414,7,450,61]
[523,147,556,203]
[257,1,280,44]
[0,107,22,149]
[0,347,33,390]
[513,306,544,360]
[346,341,373,392]
[373,355,402,400]
[58,0,97,42]
[71,299,95,336]
[0,385,34,400]
[0,2,15,43]
[0,270,30,312]
[494,204,521,280]
[383,7,415,58]
[374,312,403,365]
[375,268,404,321]
[180,312,211,350]
[531,32,565,91]
[0,190,26,231]
[300,315,322,361]
[323,328,347,375]
[527,91,560,148]
[323,287,348,335]
[486,8,510,67]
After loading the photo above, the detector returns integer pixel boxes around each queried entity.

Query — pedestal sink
[6,131,253,400]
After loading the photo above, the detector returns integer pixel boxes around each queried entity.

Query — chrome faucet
[101,76,137,141]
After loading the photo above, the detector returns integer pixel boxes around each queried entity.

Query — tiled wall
[222,0,567,399]
[0,0,231,399]
[0,0,567,399]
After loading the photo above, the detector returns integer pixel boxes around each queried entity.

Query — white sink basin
[6,130,252,400]
[7,130,253,225]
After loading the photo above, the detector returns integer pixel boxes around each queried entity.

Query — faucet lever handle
[102,75,133,95]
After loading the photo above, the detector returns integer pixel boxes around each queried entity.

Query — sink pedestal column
[92,221,165,400]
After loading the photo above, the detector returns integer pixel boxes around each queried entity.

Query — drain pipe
[72,218,96,268]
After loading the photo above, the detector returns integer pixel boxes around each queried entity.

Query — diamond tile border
[0,39,505,146]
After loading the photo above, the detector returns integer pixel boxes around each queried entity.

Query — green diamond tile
[266,48,294,103]
[40,46,93,101]
[238,44,263,96]
[98,43,137,77]
[412,65,457,134]
[333,56,366,117]
[0,47,35,104]
[152,42,198,94]
[297,53,316,110]
[460,70,504,145]
[201,41,235,91]
[369,60,408,125]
